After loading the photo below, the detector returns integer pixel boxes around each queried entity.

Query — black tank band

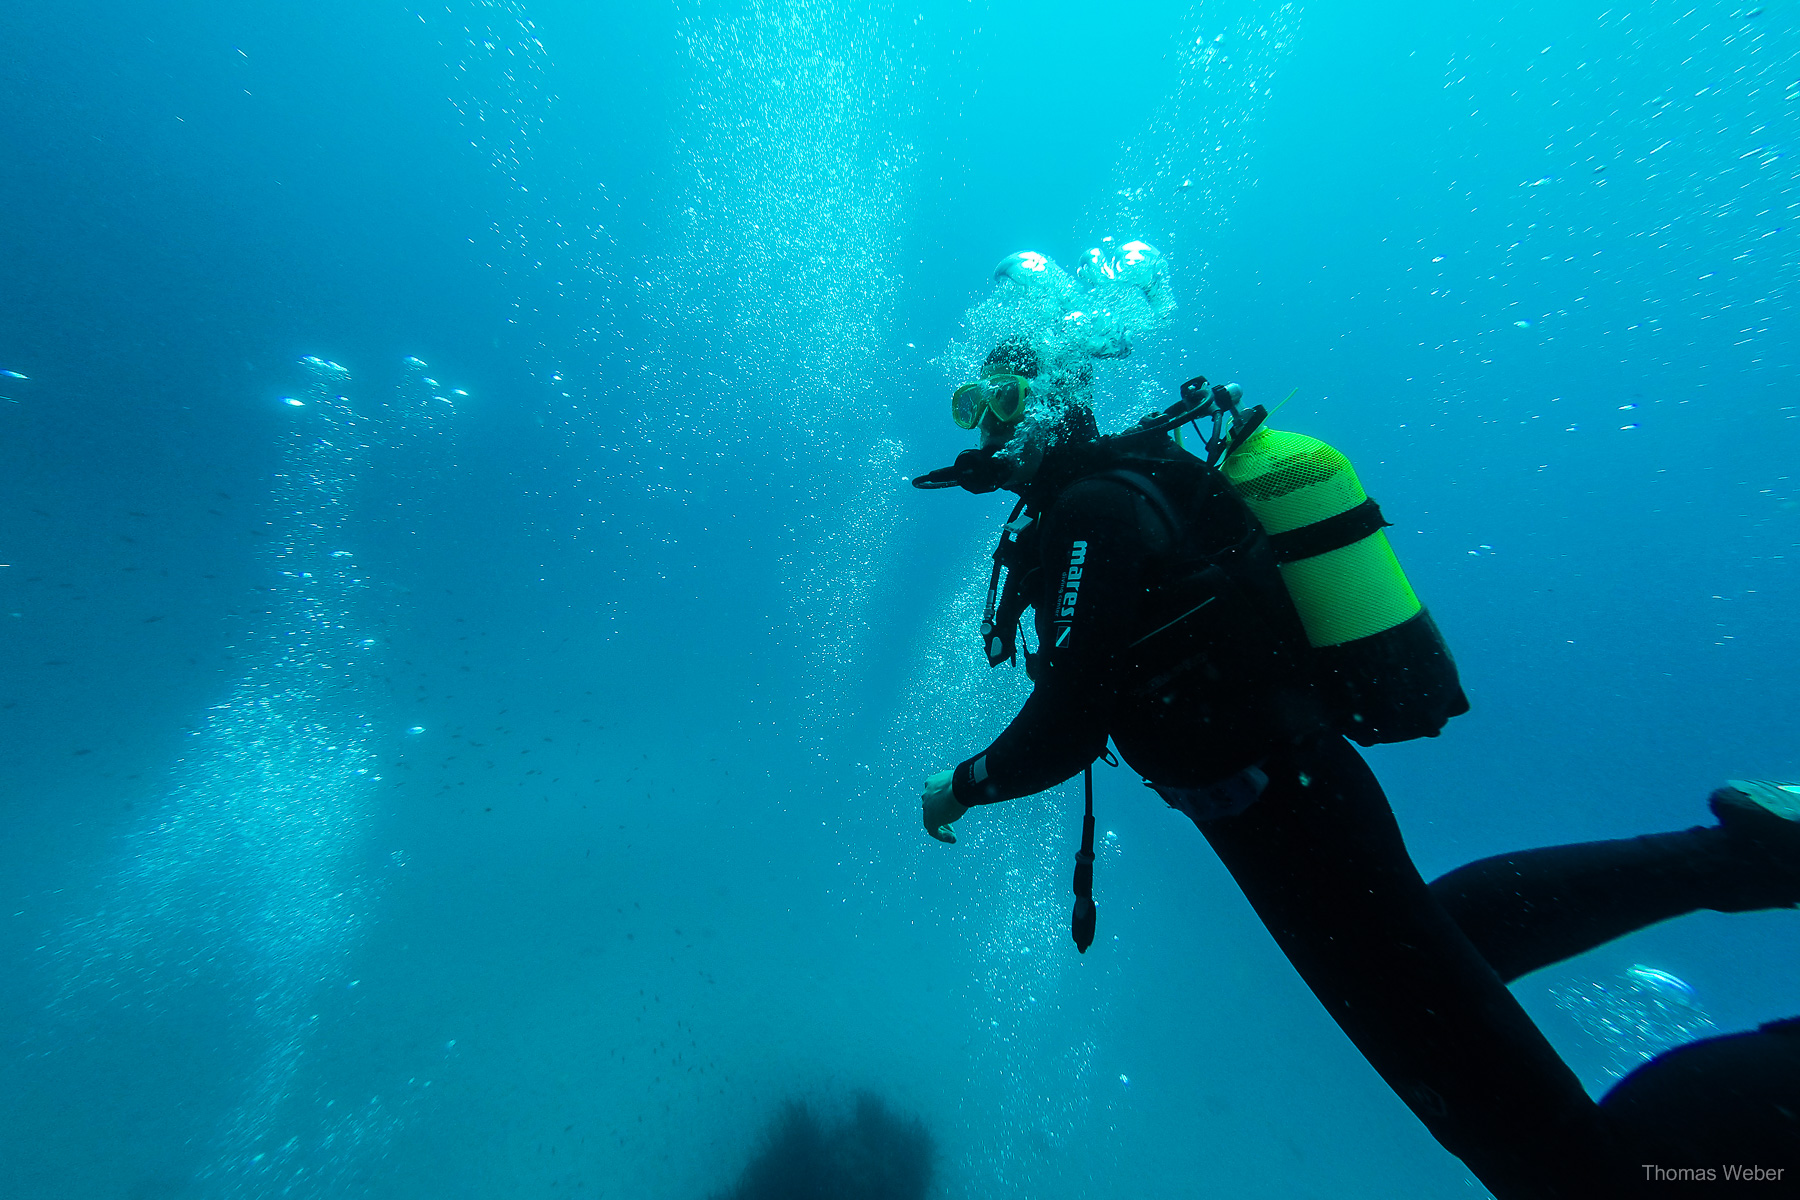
[1268,498,1390,564]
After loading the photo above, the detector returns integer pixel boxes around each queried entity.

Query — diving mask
[951,373,1031,431]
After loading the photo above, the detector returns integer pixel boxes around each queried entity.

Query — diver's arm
[952,482,1151,805]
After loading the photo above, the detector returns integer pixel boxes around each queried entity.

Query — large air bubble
[1552,963,1719,1084]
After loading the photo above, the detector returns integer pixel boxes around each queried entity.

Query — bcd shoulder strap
[1081,468,1185,548]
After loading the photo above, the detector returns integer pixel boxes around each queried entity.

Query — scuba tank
[1216,416,1468,746]
[1141,377,1468,746]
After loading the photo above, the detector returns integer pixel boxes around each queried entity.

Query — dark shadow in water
[714,1092,935,1200]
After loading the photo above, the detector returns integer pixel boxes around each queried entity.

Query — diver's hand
[923,770,967,843]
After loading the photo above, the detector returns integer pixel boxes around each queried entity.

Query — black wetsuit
[948,435,1798,1197]
[952,434,1327,803]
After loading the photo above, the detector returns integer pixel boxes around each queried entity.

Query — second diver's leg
[1430,785,1800,984]
[1195,736,1622,1200]
[1599,1016,1800,1167]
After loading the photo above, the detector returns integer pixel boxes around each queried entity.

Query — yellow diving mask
[951,373,1031,431]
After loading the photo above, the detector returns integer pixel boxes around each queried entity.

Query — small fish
[1513,319,1533,328]
[1,370,26,380]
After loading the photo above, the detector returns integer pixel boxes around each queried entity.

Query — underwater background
[2,1,1796,1196]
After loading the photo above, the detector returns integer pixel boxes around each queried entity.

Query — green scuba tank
[1220,426,1469,745]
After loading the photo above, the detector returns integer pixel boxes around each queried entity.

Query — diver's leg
[1194,736,1622,1200]
[1598,1016,1800,1167]
[1431,782,1800,984]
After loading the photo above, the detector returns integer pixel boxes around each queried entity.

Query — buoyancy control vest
[985,434,1331,782]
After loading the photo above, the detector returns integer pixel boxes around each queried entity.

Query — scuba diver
[910,257,1800,1195]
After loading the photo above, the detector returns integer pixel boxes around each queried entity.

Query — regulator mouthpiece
[912,447,1011,494]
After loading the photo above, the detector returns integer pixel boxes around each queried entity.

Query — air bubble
[1553,964,1716,1081]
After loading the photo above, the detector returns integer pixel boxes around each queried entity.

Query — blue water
[2,1,1795,1196]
